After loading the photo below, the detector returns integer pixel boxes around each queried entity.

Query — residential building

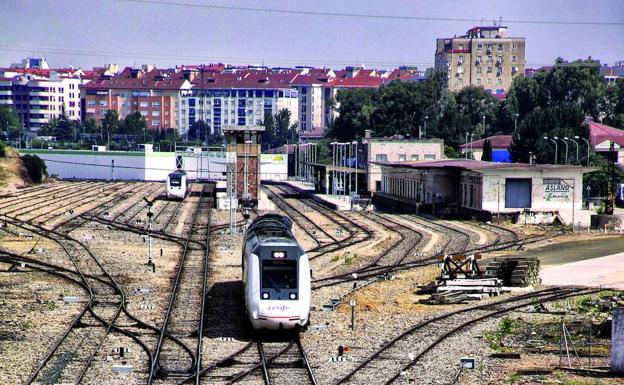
[602,62,624,84]
[435,26,526,97]
[180,69,299,137]
[81,66,191,131]
[0,67,86,131]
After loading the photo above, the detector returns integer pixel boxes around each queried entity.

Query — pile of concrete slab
[423,277,503,304]
[484,257,541,287]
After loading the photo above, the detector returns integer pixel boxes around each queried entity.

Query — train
[242,214,311,330]
[166,170,189,199]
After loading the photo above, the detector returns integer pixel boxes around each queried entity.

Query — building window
[487,55,493,62]
[152,101,160,107]
[477,43,483,50]
[512,55,517,63]
[476,78,482,85]
[301,87,307,95]
[411,154,419,161]
[498,44,503,51]
[140,111,148,116]
[477,66,482,74]
[140,101,148,108]
[152,119,161,126]
[512,43,517,51]
[88,100,96,106]
[487,78,493,85]
[152,111,160,116]
[399,154,406,161]
[487,66,493,73]
[375,154,388,162]
[497,78,503,85]
[458,43,464,50]
[99,100,107,107]
[424,154,436,160]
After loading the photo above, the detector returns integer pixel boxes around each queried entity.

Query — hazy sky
[1,0,623,70]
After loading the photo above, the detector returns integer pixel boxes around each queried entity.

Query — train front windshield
[169,177,182,187]
[261,260,297,290]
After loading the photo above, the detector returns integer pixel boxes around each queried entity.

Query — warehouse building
[374,159,596,225]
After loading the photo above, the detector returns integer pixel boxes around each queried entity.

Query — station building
[374,159,597,225]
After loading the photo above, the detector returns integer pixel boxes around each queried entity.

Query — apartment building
[0,67,85,131]
[290,74,324,132]
[435,26,526,96]
[81,67,191,131]
[178,69,299,137]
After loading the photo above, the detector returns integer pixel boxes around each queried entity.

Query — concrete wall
[480,168,585,225]
[368,140,444,193]
[20,149,233,181]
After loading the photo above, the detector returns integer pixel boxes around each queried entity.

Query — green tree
[122,112,147,138]
[0,106,23,140]
[328,88,377,141]
[481,139,493,161]
[102,110,121,144]
[21,154,47,183]
[40,115,81,142]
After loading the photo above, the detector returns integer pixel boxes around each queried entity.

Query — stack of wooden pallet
[484,257,540,287]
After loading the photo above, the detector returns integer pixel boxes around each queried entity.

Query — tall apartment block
[435,26,525,96]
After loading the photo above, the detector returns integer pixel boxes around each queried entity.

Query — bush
[0,141,6,157]
[21,154,47,183]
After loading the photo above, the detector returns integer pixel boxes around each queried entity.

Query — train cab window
[261,259,297,290]
[170,177,182,187]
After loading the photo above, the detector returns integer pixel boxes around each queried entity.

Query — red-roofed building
[587,118,624,163]
[375,158,597,225]
[81,66,192,131]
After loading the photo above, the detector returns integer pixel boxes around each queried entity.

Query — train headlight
[289,293,297,300]
[262,292,270,299]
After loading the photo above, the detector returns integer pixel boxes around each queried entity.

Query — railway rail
[336,286,602,385]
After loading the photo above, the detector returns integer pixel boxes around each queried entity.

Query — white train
[166,170,189,200]
[242,214,311,330]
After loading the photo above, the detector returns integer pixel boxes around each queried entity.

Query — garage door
[505,178,532,208]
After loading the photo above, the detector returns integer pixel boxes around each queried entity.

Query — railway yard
[0,180,622,385]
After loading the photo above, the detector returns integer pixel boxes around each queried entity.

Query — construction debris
[484,257,541,286]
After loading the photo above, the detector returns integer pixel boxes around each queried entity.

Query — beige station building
[435,25,526,97]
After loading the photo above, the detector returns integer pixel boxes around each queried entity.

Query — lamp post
[556,136,569,165]
[575,136,591,166]
[465,131,469,159]
[514,113,519,138]
[482,115,486,135]
[565,137,579,165]
[330,142,337,195]
[469,133,474,158]
[243,140,252,201]
[424,115,429,139]
[353,140,358,197]
[544,136,558,165]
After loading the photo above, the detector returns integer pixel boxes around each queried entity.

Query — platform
[540,252,624,289]
[282,180,352,211]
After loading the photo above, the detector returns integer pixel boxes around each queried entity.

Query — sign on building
[543,179,571,202]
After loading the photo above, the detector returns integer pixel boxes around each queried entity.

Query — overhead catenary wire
[113,0,624,27]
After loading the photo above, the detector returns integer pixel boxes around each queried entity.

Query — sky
[1,0,623,70]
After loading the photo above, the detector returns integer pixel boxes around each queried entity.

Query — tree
[40,115,82,142]
[327,88,377,141]
[21,154,47,183]
[481,139,493,161]
[102,110,121,143]
[189,120,210,142]
[259,109,297,150]
[0,106,23,140]
[122,112,147,138]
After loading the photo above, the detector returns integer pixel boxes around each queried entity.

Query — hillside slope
[0,148,32,194]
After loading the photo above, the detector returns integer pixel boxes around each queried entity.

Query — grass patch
[485,317,519,351]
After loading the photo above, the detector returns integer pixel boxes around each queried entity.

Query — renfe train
[242,214,311,330]
[166,170,188,199]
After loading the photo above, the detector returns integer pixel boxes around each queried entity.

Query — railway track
[149,184,211,384]
[336,286,602,385]
[0,215,127,385]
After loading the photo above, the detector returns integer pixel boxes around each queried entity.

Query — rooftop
[376,158,597,173]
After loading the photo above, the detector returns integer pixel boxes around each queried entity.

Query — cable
[0,45,434,68]
[0,45,607,70]
[113,0,624,26]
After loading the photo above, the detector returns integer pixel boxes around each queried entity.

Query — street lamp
[565,137,579,165]
[465,131,470,159]
[423,115,429,139]
[514,113,519,136]
[543,136,558,165]
[243,140,252,201]
[482,115,486,134]
[330,142,337,195]
[556,136,569,165]
[575,136,591,166]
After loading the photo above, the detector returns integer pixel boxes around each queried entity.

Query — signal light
[272,251,286,259]
[262,292,270,299]
[289,293,297,300]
